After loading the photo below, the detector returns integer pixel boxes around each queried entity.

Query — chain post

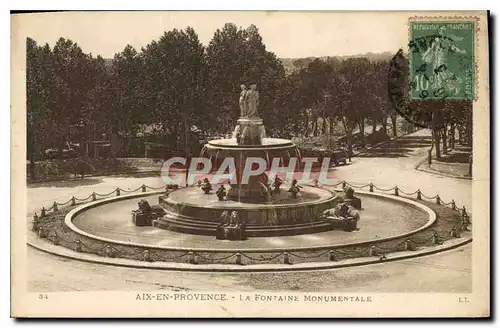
[282,252,291,265]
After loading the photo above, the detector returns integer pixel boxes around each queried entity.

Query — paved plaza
[27,129,473,292]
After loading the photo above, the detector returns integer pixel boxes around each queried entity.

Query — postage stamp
[10,11,490,318]
[409,18,477,100]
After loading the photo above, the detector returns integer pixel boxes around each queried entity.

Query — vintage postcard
[11,11,490,318]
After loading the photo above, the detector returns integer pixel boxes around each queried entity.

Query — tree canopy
[26,25,472,162]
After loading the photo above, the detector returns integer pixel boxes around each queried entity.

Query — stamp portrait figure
[422,25,466,96]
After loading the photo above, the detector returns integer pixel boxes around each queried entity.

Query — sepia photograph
[10,10,490,317]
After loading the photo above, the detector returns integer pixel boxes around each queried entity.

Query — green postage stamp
[409,18,476,100]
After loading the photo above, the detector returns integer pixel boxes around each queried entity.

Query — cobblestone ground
[26,129,472,292]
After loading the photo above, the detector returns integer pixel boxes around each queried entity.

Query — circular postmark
[388,49,434,129]
[389,21,475,129]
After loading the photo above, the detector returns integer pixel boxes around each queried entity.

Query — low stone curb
[27,229,472,272]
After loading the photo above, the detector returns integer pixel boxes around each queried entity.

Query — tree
[51,38,96,150]
[27,38,55,175]
[141,27,206,151]
[205,23,285,134]
[109,45,145,138]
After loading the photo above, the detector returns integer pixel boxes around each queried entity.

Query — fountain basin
[154,185,341,237]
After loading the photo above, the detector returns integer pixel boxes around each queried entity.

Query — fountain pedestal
[235,117,266,146]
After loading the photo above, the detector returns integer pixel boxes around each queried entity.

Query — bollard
[32,220,39,232]
[40,207,46,218]
[369,183,374,192]
[369,246,376,256]
[329,250,337,261]
[187,251,196,264]
[75,240,82,252]
[417,190,422,200]
[461,218,470,231]
[52,232,59,245]
[71,196,76,206]
[432,232,441,245]
[142,185,147,192]
[282,252,291,265]
[342,181,346,189]
[405,239,415,251]
[116,188,121,196]
[37,227,46,239]
[463,213,470,225]
[436,195,441,205]
[32,213,39,232]
[53,202,58,212]
[235,253,242,265]
[451,200,456,210]
[394,186,399,196]
[105,245,114,258]
[450,227,460,238]
[142,250,151,261]
[91,192,97,201]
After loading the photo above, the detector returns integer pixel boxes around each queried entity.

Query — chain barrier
[373,185,396,192]
[345,182,372,189]
[398,189,418,196]
[55,198,74,206]
[34,180,472,265]
[373,241,406,252]
[288,249,330,259]
[332,248,366,257]
[94,189,118,197]
[153,251,191,261]
[195,252,237,262]
[420,192,438,200]
[241,253,284,262]
[73,194,94,202]
[147,185,168,190]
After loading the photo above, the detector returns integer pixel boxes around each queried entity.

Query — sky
[13,11,412,59]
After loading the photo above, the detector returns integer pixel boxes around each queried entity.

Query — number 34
[38,294,48,300]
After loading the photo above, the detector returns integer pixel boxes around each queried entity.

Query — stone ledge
[27,230,472,272]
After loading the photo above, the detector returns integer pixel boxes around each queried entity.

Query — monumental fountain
[30,85,449,267]
[150,84,352,238]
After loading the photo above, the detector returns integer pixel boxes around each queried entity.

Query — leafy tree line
[27,23,471,166]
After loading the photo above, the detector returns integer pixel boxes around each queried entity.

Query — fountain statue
[288,179,302,198]
[154,83,347,238]
[216,185,227,201]
[321,202,360,231]
[132,199,166,226]
[200,178,212,194]
[239,84,249,117]
[216,210,247,240]
[343,186,362,210]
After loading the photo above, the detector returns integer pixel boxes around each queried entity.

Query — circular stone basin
[166,185,331,207]
[155,185,339,236]
[71,192,431,250]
